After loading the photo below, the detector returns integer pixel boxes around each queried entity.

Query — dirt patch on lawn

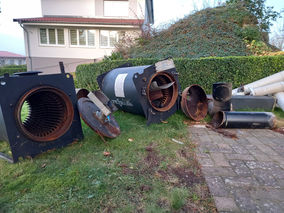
[171,167,204,187]
[144,144,160,168]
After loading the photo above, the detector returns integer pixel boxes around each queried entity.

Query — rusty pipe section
[181,85,208,121]
[212,111,276,129]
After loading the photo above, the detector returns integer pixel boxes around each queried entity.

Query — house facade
[0,51,26,67]
[14,0,146,73]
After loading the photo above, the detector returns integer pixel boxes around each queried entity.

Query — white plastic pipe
[232,88,239,95]
[275,92,284,111]
[250,82,284,96]
[242,71,284,94]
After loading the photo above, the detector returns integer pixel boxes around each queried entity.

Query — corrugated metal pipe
[275,92,284,111]
[249,81,284,96]
[232,70,284,95]
[212,111,276,129]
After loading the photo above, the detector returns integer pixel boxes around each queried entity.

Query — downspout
[20,23,32,70]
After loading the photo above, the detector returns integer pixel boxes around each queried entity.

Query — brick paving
[189,126,284,213]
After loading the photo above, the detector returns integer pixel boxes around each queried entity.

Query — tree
[270,17,284,50]
[226,0,281,32]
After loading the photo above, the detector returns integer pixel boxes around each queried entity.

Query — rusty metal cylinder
[181,85,208,121]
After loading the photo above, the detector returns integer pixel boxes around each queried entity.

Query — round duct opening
[15,86,74,142]
[147,72,178,112]
[211,111,225,128]
[181,85,208,121]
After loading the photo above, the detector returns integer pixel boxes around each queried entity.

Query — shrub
[76,55,284,93]
[0,65,27,76]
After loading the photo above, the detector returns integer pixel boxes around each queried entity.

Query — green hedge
[0,65,27,76]
[76,56,284,93]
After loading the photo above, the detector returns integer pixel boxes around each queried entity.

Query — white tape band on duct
[87,92,111,116]
[114,73,128,98]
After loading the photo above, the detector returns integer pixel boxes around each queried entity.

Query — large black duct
[212,111,276,129]
[97,59,180,125]
[0,71,83,163]
[210,82,232,115]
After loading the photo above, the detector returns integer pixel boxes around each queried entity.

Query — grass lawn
[0,110,216,212]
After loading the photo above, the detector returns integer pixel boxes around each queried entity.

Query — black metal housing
[97,60,181,125]
[231,95,276,111]
[0,72,83,163]
[212,111,275,129]
[210,82,232,114]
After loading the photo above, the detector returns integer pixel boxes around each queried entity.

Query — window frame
[39,28,65,46]
[69,29,96,48]
[100,30,119,48]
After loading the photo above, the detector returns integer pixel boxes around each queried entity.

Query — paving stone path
[189,126,284,213]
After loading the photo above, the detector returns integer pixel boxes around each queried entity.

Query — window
[104,1,129,16]
[9,59,14,65]
[69,29,95,47]
[100,30,119,48]
[39,28,65,45]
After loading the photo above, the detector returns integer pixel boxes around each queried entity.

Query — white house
[0,51,26,67]
[14,0,152,73]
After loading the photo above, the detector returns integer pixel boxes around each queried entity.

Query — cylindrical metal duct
[76,88,89,100]
[100,65,151,115]
[212,111,276,129]
[211,82,232,114]
[213,82,232,102]
[239,70,284,95]
[275,92,284,111]
[250,82,284,96]
[231,95,276,111]
[181,85,208,121]
[97,60,180,124]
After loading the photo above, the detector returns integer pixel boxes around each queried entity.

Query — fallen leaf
[161,120,168,124]
[128,138,134,142]
[41,163,46,168]
[103,151,111,156]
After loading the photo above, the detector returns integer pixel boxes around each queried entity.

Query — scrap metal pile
[0,59,283,163]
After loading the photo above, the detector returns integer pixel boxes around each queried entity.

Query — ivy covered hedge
[76,56,284,93]
[0,65,27,76]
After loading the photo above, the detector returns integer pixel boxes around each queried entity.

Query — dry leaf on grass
[103,151,111,156]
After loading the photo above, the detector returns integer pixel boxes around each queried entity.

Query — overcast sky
[0,0,283,55]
